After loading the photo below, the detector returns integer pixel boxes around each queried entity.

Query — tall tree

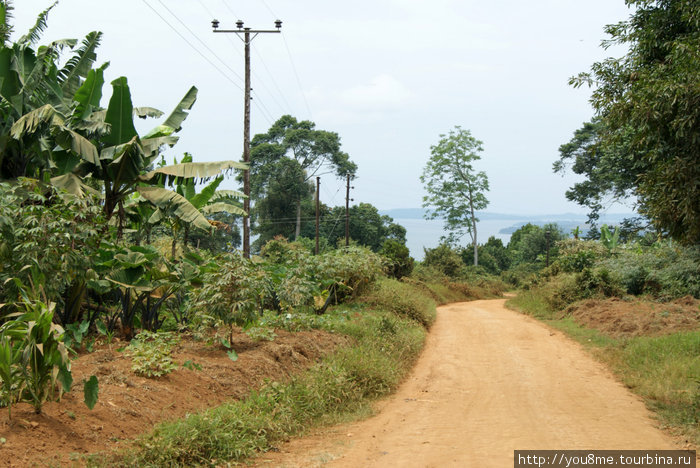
[421,126,489,265]
[570,0,700,244]
[249,115,356,240]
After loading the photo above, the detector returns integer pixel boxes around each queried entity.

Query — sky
[10,0,635,216]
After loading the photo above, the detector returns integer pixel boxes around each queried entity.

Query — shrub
[128,331,180,378]
[380,239,414,279]
[556,239,607,273]
[422,244,464,278]
[597,243,700,299]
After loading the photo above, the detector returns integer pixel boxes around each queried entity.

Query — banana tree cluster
[1,1,247,241]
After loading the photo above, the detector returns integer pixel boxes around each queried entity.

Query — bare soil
[0,328,347,467]
[565,296,700,338]
[254,300,688,468]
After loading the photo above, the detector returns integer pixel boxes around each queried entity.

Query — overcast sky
[12,0,634,215]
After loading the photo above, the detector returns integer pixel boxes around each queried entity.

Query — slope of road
[255,299,680,467]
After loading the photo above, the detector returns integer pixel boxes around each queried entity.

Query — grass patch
[507,290,700,445]
[90,304,427,467]
[361,277,438,326]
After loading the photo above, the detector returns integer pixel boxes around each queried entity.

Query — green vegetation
[565,0,700,244]
[421,126,489,265]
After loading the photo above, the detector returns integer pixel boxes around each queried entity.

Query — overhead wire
[215,0,294,119]
[251,0,314,120]
[146,0,276,125]
[140,0,244,92]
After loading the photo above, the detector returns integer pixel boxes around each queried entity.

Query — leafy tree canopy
[249,115,357,240]
[570,0,700,244]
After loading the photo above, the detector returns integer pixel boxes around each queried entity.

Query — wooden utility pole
[315,176,320,255]
[212,19,282,258]
[345,174,352,247]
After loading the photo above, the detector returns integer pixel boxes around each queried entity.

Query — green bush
[422,244,465,278]
[0,179,103,315]
[380,239,414,279]
[597,243,700,299]
[556,239,607,273]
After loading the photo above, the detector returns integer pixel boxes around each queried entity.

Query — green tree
[553,119,643,229]
[249,115,357,240]
[508,223,565,267]
[570,0,700,244]
[320,203,406,252]
[421,126,489,265]
[475,236,511,275]
[422,243,465,278]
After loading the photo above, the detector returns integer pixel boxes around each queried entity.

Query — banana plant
[11,74,247,237]
[600,224,620,253]
[148,153,246,257]
[0,1,102,178]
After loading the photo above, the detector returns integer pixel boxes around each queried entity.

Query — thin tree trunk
[468,188,478,266]
[295,200,301,240]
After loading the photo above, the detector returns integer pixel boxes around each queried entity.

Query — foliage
[0,3,102,180]
[127,331,180,378]
[0,179,103,323]
[249,115,357,242]
[380,239,414,279]
[361,277,437,327]
[421,126,489,265]
[570,0,700,244]
[554,119,642,228]
[476,236,511,275]
[320,203,407,252]
[508,223,565,267]
[422,243,465,278]
[597,243,700,299]
[555,239,607,273]
[599,224,620,252]
[0,297,72,415]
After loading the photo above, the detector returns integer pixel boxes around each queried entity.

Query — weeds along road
[256,299,679,467]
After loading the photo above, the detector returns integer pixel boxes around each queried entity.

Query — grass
[507,291,700,446]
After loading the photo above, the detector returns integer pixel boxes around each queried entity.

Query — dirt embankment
[255,300,685,467]
[0,329,347,467]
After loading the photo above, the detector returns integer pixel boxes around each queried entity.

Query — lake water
[395,218,522,260]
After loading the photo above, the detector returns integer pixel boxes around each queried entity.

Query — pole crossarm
[214,29,280,34]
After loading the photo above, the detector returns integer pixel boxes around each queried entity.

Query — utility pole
[345,174,353,247]
[211,18,282,258]
[545,230,551,268]
[315,177,320,255]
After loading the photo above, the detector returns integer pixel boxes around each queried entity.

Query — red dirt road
[255,299,680,467]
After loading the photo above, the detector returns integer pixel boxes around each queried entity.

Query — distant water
[395,218,521,260]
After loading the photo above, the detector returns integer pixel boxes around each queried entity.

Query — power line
[281,32,314,120]
[155,0,275,125]
[156,0,244,83]
[252,0,313,119]
[141,0,244,92]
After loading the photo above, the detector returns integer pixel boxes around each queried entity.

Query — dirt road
[256,299,678,467]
